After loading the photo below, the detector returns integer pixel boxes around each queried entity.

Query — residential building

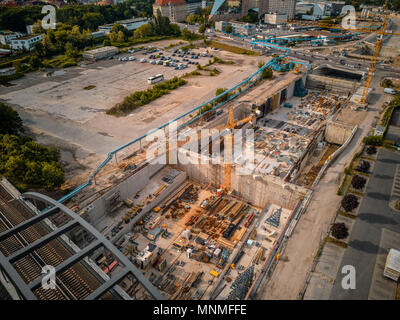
[265,12,287,25]
[0,31,24,45]
[153,0,187,23]
[215,21,256,36]
[186,0,203,15]
[99,17,149,34]
[296,1,345,20]
[10,34,43,51]
[82,46,119,61]
[91,30,106,39]
[259,0,296,19]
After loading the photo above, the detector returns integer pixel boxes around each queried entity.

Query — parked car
[128,56,136,61]
[140,58,147,63]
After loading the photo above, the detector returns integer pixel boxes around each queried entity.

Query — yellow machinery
[360,14,390,105]
[223,105,259,191]
[293,64,301,74]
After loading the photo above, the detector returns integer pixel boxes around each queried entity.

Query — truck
[384,87,397,95]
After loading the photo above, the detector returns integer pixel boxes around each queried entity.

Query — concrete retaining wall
[176,149,306,210]
[325,120,355,145]
[307,74,357,94]
[81,162,165,224]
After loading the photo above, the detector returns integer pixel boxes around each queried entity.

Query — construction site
[1,8,399,301]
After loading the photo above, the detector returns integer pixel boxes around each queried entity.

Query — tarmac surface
[329,148,400,299]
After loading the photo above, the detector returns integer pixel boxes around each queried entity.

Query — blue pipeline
[57,54,282,204]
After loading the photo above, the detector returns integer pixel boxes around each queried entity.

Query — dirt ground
[0,41,261,179]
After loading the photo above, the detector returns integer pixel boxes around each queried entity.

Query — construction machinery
[360,14,390,106]
[223,105,260,191]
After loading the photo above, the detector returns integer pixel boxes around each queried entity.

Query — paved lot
[329,148,400,299]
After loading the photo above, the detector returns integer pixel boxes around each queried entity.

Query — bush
[331,223,349,240]
[356,160,370,173]
[0,102,24,135]
[366,145,377,155]
[0,134,64,191]
[351,175,366,190]
[363,135,383,146]
[107,77,187,115]
[341,194,359,212]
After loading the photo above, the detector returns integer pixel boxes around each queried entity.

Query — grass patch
[209,40,259,56]
[42,54,81,68]
[106,76,187,116]
[83,85,96,90]
[325,236,348,248]
[338,210,356,219]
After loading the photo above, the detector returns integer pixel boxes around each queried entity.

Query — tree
[41,162,64,191]
[134,23,154,38]
[65,42,79,58]
[117,30,127,42]
[341,194,359,212]
[351,175,366,190]
[198,24,206,34]
[225,25,233,34]
[366,146,377,155]
[331,223,349,240]
[29,54,42,69]
[356,160,370,173]
[170,23,181,36]
[0,103,24,135]
[103,38,111,46]
[182,29,194,40]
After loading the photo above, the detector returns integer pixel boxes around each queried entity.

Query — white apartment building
[0,31,24,45]
[10,34,43,51]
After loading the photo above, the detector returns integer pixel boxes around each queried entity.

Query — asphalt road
[329,149,400,299]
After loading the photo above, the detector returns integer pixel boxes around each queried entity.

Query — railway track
[0,185,105,300]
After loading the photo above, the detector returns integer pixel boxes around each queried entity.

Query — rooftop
[154,0,186,6]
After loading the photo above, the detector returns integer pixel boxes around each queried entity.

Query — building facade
[82,46,119,61]
[215,21,256,36]
[10,34,43,51]
[259,0,296,19]
[153,0,188,23]
[186,0,203,15]
[0,31,24,45]
[99,17,149,34]
[265,12,287,24]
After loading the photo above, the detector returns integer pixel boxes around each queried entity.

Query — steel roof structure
[0,192,164,300]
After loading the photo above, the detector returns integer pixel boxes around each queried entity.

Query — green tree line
[0,103,64,191]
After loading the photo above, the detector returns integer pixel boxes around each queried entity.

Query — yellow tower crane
[223,105,259,191]
[360,14,390,106]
